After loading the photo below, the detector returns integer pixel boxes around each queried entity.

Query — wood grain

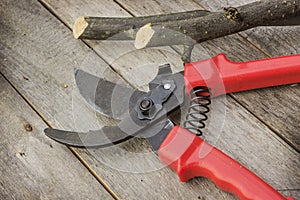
[194,0,300,152]
[1,0,299,199]
[41,0,300,198]
[1,0,235,199]
[40,0,133,64]
[0,74,113,199]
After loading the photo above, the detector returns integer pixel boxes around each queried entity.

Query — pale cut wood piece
[74,16,89,39]
[0,75,113,199]
[39,0,300,199]
[40,0,137,64]
[39,0,143,64]
[39,0,201,67]
[194,0,300,151]
[39,0,199,78]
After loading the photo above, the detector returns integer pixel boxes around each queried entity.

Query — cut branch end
[73,16,89,39]
[134,23,155,49]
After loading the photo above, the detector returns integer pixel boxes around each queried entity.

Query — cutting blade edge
[44,126,134,148]
[44,118,174,150]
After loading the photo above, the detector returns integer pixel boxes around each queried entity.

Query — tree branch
[73,0,300,49]
[135,0,300,48]
[73,10,210,40]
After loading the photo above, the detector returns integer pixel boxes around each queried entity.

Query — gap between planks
[229,94,299,152]
[113,0,136,16]
[38,0,72,32]
[0,71,120,200]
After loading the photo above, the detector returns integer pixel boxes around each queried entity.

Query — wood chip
[73,16,89,39]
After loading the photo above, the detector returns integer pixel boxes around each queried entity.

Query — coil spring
[183,86,211,136]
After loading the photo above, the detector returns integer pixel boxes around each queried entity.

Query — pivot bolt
[139,98,153,114]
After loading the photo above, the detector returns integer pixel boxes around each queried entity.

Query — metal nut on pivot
[139,98,153,114]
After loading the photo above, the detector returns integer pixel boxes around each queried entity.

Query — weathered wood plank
[39,0,137,64]
[38,0,300,199]
[0,1,236,199]
[1,0,299,199]
[194,0,300,152]
[0,0,120,198]
[0,74,113,199]
[115,0,201,15]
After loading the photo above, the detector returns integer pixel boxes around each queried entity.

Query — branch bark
[73,10,210,40]
[135,0,300,49]
[73,0,300,49]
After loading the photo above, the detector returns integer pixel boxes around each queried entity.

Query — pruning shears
[44,53,300,200]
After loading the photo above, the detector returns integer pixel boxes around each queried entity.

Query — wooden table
[0,0,299,199]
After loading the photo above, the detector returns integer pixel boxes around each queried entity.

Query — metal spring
[183,86,211,136]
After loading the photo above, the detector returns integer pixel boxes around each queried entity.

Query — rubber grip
[184,53,300,96]
[158,126,294,200]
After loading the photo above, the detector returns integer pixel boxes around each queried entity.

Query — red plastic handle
[158,126,294,200]
[184,54,300,96]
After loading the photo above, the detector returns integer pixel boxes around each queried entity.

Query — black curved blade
[45,118,174,149]
[75,68,145,120]
[44,126,133,148]
[45,71,185,148]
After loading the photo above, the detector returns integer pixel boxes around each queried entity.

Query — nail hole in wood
[24,123,33,132]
